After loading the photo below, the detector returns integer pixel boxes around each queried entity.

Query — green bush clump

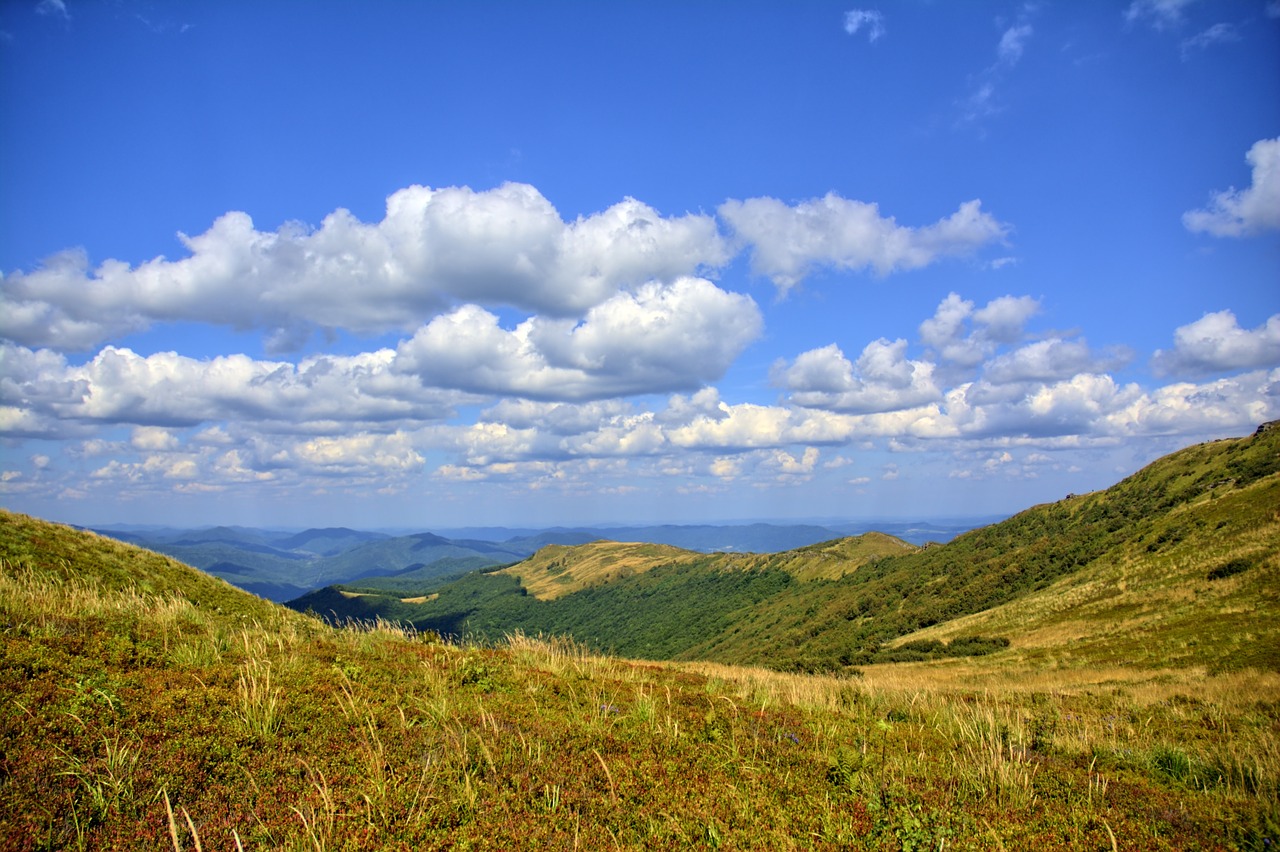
[1208,558,1252,581]
[871,635,1010,664]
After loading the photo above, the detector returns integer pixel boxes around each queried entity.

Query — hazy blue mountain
[92,518,993,602]
[276,527,391,556]
[92,525,521,602]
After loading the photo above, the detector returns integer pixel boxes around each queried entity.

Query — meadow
[1,508,1276,850]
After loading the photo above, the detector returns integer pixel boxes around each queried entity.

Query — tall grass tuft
[236,655,282,738]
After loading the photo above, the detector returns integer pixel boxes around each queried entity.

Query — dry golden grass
[499,540,703,600]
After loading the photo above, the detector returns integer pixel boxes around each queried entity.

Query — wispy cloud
[843,9,885,43]
[35,0,70,20]
[1180,22,1240,59]
[997,23,1033,64]
[957,12,1036,128]
[1124,0,1196,31]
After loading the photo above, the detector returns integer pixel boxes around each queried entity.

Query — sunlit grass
[4,508,1279,850]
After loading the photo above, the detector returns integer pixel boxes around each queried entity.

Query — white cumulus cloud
[718,194,1008,291]
[0,343,464,436]
[1183,137,1280,237]
[0,183,730,351]
[772,339,941,414]
[1152,310,1280,376]
[393,277,761,401]
[919,292,1040,368]
[983,338,1129,384]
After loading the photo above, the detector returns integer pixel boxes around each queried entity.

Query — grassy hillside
[502,540,706,600]
[2,509,1277,849]
[698,423,1279,673]
[890,471,1280,674]
[736,532,920,581]
[500,533,917,599]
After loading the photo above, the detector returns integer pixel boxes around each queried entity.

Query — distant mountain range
[89,518,988,602]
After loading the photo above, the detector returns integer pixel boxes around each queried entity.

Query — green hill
[701,421,1280,673]
[502,540,706,599]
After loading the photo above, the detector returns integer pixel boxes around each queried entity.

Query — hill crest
[500,540,703,600]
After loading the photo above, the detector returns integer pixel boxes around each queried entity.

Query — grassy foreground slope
[3,509,1278,849]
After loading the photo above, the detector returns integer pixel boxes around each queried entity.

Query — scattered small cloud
[1183,137,1280,237]
[843,9,885,43]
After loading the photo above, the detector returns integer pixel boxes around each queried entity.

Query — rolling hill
[289,423,1280,676]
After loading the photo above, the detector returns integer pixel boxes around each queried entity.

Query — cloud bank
[2,184,1008,352]
[6,290,1276,499]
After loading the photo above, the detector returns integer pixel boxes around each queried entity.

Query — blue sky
[2,0,1278,530]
